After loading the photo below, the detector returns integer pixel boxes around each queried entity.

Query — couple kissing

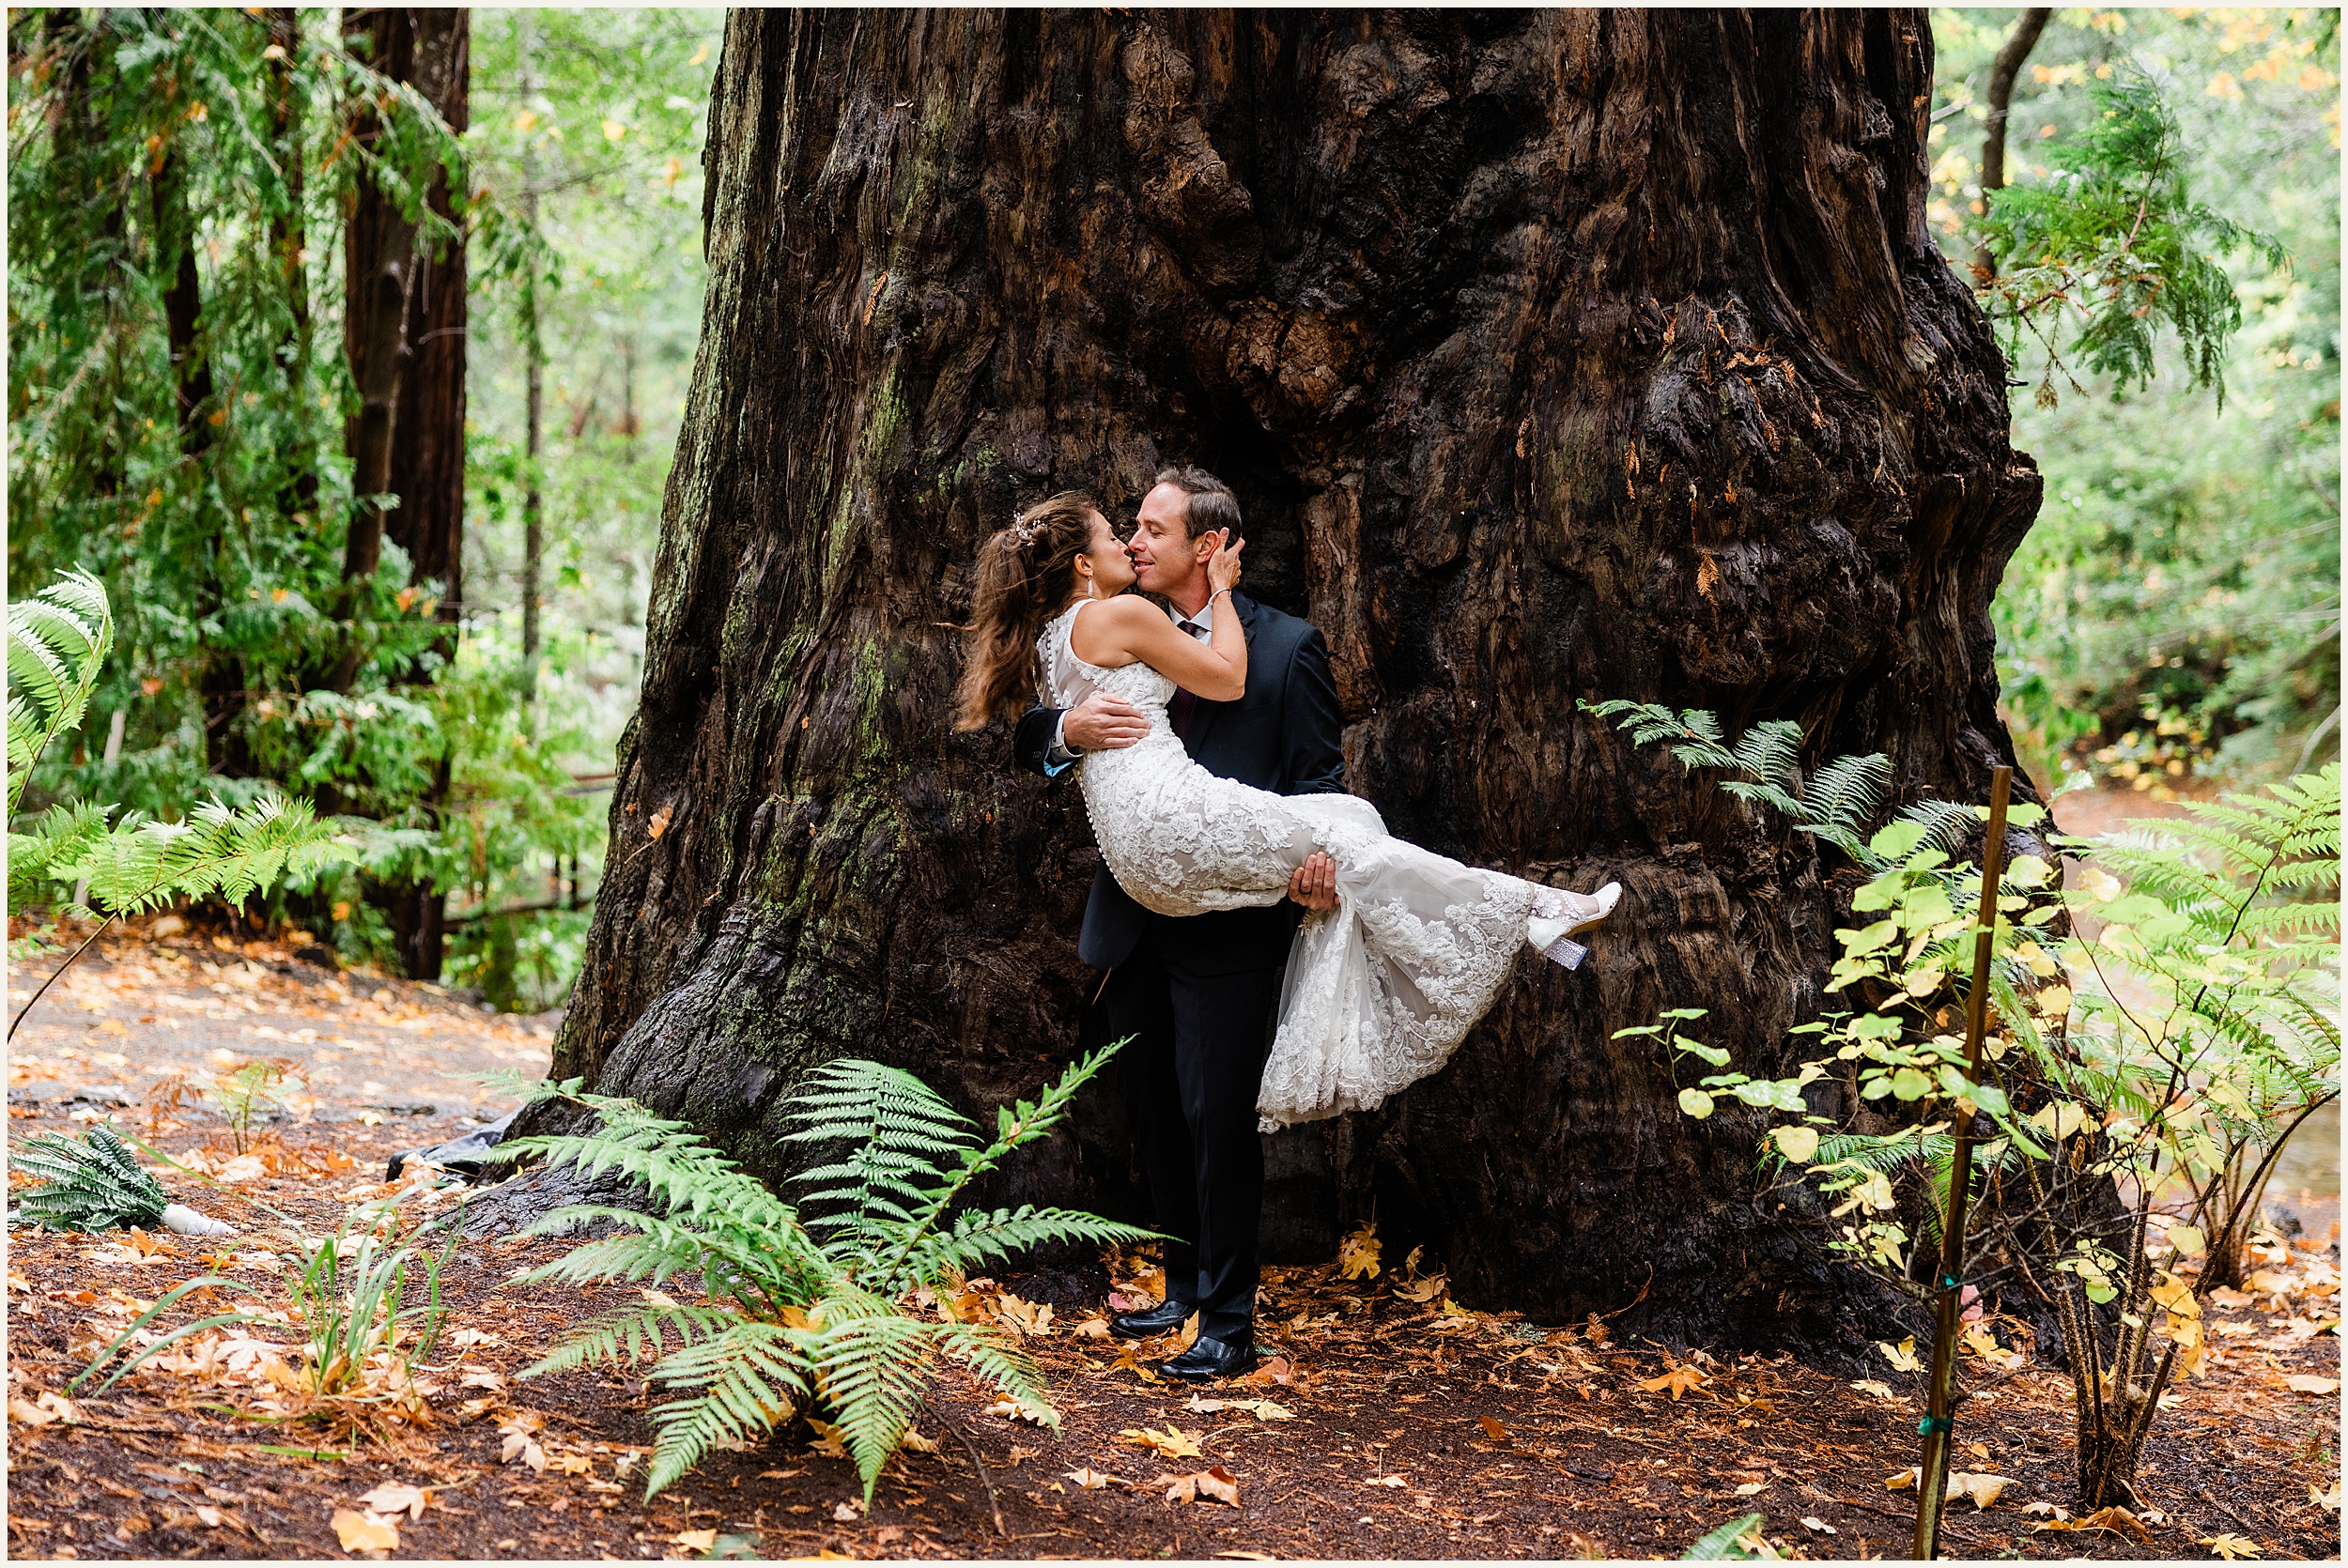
[956,465,1619,1379]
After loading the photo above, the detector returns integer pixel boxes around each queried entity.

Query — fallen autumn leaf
[330,1507,399,1552]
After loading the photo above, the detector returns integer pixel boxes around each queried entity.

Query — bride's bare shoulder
[1091,593,1165,627]
[1068,593,1157,663]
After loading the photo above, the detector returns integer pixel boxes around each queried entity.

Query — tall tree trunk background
[547,9,2043,1348]
[1972,8,2054,280]
[339,6,471,979]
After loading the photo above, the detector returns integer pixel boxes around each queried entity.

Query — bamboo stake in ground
[1911,765,2013,1560]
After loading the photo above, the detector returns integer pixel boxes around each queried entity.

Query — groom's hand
[1061,692,1148,751]
[1288,852,1338,911]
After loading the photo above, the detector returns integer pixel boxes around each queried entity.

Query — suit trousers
[1106,931,1282,1345]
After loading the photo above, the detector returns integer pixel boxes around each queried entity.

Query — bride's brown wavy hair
[954,491,1104,731]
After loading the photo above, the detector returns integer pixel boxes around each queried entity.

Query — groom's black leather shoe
[1159,1334,1258,1382]
[1109,1300,1196,1340]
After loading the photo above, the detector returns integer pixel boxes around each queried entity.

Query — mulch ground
[5,928,2341,1561]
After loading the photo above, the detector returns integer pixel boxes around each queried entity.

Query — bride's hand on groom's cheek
[1063,693,1148,751]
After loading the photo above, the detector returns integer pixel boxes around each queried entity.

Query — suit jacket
[1013,592,1348,975]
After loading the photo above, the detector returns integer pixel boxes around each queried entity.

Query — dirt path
[8,919,553,1160]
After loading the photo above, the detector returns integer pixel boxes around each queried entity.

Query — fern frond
[8,568,112,815]
[871,1044,1126,1287]
[899,1206,1158,1291]
[1581,699,1742,770]
[499,1094,802,1237]
[804,1293,941,1499]
[1894,798,1978,857]
[73,793,353,918]
[8,800,118,911]
[1729,719,1802,795]
[782,1058,979,1257]
[1807,752,1892,834]
[1720,780,1805,819]
[932,1319,1051,1415]
[524,1301,742,1379]
[1811,1130,1950,1177]
[643,1322,815,1497]
[14,1125,168,1231]
[510,1045,1135,1502]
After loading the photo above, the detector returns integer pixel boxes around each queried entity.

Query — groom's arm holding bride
[1010,623,1346,911]
[1011,692,1145,776]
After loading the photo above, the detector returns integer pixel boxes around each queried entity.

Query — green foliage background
[8,9,2336,1010]
[1930,8,2340,790]
[6,8,717,1007]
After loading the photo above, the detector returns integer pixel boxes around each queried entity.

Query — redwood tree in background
[338,6,471,979]
[548,9,2043,1347]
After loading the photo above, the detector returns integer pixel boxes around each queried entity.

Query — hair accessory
[1011,518,1039,545]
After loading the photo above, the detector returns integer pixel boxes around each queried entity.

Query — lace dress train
[1041,602,1607,1129]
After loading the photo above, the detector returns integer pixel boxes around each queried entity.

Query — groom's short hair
[1155,465,1241,542]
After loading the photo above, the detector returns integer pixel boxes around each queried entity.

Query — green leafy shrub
[1601,704,2339,1509]
[13,1124,168,1232]
[1973,61,2286,410]
[497,1048,1155,1500]
[1930,13,2339,780]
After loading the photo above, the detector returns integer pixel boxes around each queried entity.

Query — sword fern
[12,1123,169,1232]
[500,1043,1153,1501]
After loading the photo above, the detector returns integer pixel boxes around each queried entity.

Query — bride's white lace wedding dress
[1041,599,1614,1129]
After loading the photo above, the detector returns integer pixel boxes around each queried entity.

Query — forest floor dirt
[6,818,2341,1562]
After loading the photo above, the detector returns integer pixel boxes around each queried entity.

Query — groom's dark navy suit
[1014,592,1345,1343]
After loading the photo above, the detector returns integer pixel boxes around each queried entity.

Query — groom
[1014,465,1343,1380]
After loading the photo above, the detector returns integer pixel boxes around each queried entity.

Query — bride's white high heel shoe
[1526,881,1621,969]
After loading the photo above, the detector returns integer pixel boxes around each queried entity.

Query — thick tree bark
[548,9,2042,1350]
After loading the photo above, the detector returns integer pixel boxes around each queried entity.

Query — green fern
[502,1044,1156,1502]
[1583,699,1895,865]
[2055,764,2340,1246]
[7,569,356,1040]
[8,790,353,1041]
[8,567,112,817]
[13,1124,168,1232]
[8,799,116,912]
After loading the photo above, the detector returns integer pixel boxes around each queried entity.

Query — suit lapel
[1181,592,1259,761]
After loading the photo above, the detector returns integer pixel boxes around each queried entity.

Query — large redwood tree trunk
[549,9,2041,1348]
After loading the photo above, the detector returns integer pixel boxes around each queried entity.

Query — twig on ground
[951,1421,1010,1540]
[2199,1486,2275,1546]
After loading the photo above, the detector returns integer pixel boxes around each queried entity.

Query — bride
[956,492,1619,1128]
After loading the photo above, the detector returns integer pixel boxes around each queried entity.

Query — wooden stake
[1912,765,2012,1560]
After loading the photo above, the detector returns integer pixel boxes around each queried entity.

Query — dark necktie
[1167,618,1207,739]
